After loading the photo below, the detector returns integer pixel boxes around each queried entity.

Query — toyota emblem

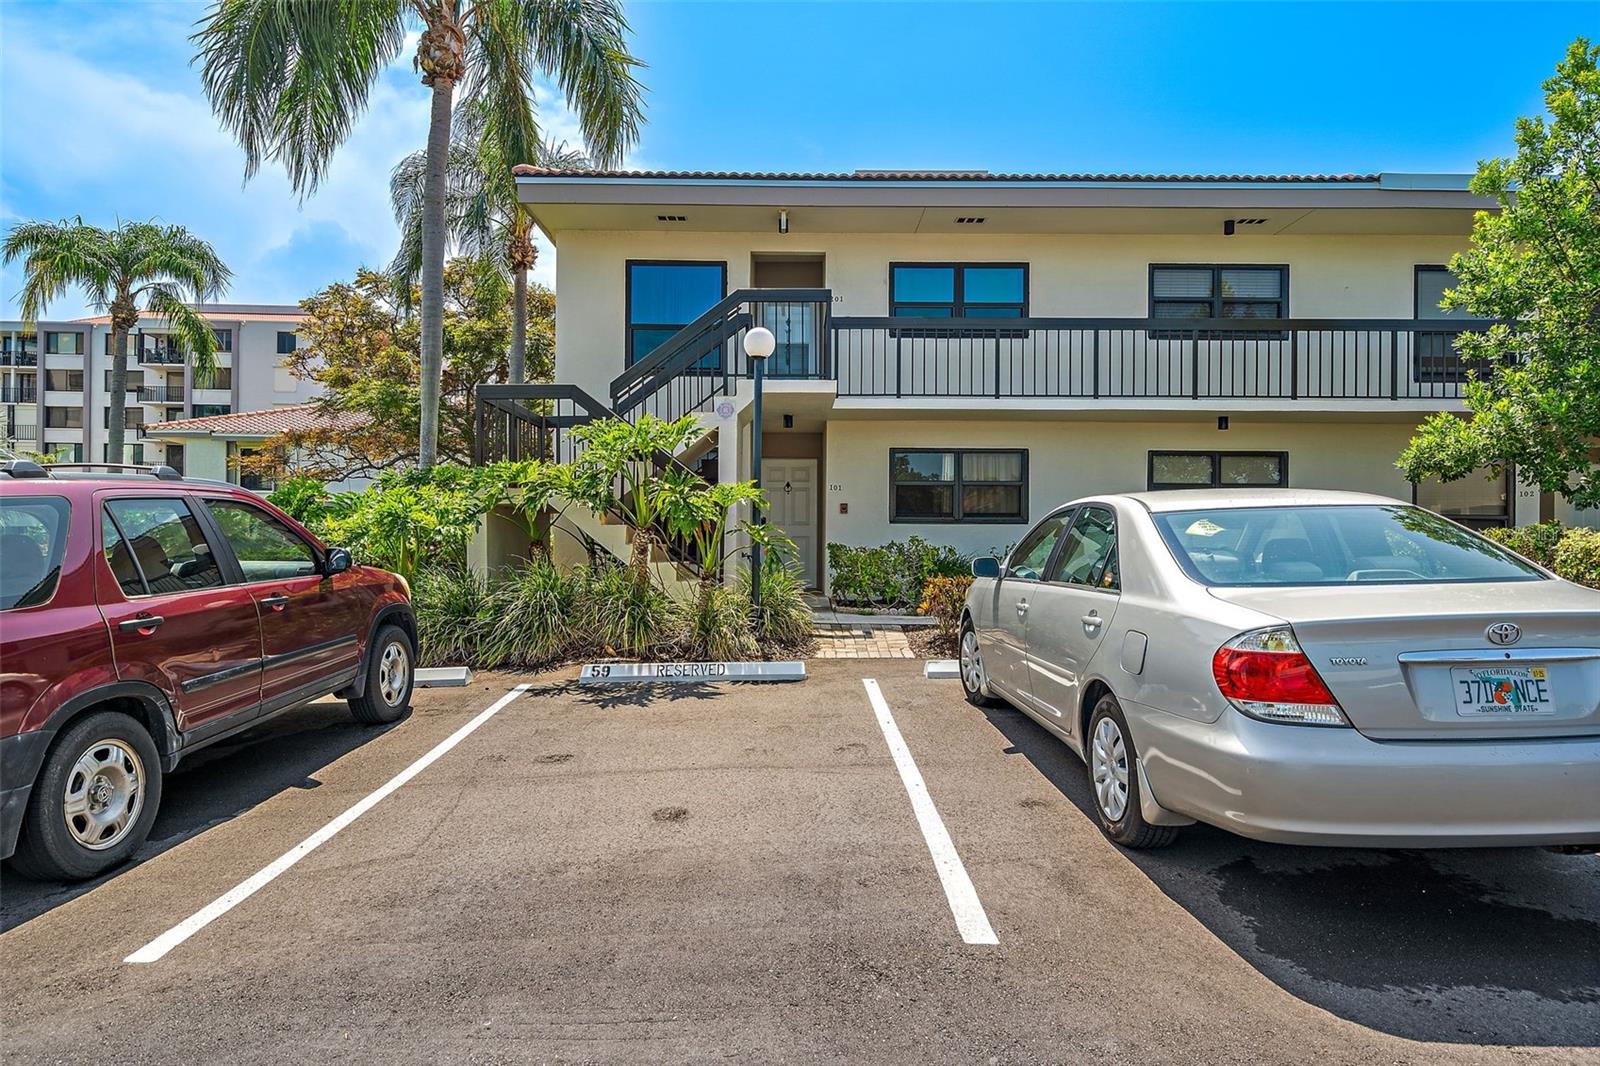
[1485,622,1521,646]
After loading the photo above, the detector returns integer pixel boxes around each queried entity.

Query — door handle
[1015,600,1028,617]
[1081,612,1103,630]
[261,594,289,610]
[119,614,164,632]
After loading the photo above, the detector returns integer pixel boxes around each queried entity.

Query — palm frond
[144,283,222,379]
[518,0,645,168]
[127,222,233,302]
[193,0,408,195]
[1,218,117,321]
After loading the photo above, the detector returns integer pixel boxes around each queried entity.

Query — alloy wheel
[378,640,410,707]
[960,628,986,694]
[63,739,145,851]
[1091,716,1130,822]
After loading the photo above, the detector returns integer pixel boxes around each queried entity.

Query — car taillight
[1212,626,1350,727]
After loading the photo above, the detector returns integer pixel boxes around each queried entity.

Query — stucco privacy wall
[823,418,1426,560]
[552,230,1472,397]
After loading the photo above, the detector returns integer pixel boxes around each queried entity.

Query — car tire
[1086,693,1178,849]
[959,619,1001,707]
[348,624,415,725]
[9,711,164,882]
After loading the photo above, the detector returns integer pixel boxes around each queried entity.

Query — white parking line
[861,678,998,946]
[125,683,533,964]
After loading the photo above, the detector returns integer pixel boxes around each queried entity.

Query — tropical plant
[919,575,973,644]
[579,561,677,657]
[391,104,588,383]
[743,560,813,647]
[1,217,230,461]
[568,414,703,582]
[681,581,758,661]
[827,537,973,609]
[413,564,491,666]
[1398,38,1600,508]
[193,0,644,467]
[481,554,578,666]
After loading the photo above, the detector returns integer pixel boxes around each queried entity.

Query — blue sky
[0,0,1589,318]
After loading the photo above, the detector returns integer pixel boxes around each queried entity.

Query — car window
[103,498,223,594]
[1153,504,1545,586]
[0,496,70,611]
[102,511,146,598]
[1048,506,1119,590]
[1007,510,1072,580]
[205,499,319,581]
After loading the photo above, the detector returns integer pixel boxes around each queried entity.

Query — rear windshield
[1152,504,1545,587]
[1,496,71,610]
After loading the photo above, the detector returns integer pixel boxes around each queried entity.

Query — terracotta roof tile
[145,403,366,438]
[512,167,1382,183]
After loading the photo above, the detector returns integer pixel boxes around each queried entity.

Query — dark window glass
[626,262,726,365]
[1415,467,1511,529]
[45,407,82,428]
[1154,505,1543,587]
[276,331,298,355]
[46,369,83,392]
[1151,266,1285,320]
[891,263,1028,318]
[1149,451,1286,490]
[1048,506,1119,589]
[104,370,145,390]
[1008,511,1072,579]
[213,329,233,352]
[0,496,70,610]
[206,500,319,581]
[104,498,223,594]
[191,404,231,418]
[891,449,1026,522]
[102,510,146,598]
[44,332,80,355]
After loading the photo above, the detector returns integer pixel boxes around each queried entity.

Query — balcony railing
[138,385,185,403]
[0,352,38,367]
[0,386,37,403]
[825,317,1495,401]
[136,346,186,365]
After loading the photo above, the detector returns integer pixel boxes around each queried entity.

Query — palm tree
[390,102,590,383]
[194,0,644,468]
[2,218,230,463]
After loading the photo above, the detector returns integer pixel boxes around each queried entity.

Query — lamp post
[743,326,775,608]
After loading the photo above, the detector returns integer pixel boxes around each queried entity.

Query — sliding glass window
[626,261,727,366]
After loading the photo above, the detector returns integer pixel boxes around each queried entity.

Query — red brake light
[1212,627,1349,727]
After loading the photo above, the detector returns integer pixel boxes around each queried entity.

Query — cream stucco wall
[552,230,1471,399]
[822,417,1428,563]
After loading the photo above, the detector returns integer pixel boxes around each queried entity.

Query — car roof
[1114,487,1407,513]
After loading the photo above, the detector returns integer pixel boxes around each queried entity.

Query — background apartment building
[0,304,316,472]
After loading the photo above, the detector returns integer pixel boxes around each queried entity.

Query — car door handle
[119,614,164,632]
[261,595,289,610]
[1081,612,1103,629]
[1015,600,1028,617]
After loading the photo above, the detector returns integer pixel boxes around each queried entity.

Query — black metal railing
[827,317,1496,401]
[136,345,186,365]
[608,288,831,422]
[0,386,37,403]
[138,385,184,403]
[0,351,38,366]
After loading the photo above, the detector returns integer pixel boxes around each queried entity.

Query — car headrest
[1260,538,1314,566]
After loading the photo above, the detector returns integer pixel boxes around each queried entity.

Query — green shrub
[682,582,759,661]
[1553,527,1600,589]
[1482,521,1566,568]
[412,566,491,667]
[919,575,973,641]
[482,556,580,668]
[744,562,814,646]
[267,476,335,528]
[827,536,972,609]
[580,563,679,657]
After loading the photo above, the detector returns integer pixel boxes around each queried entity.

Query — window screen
[1149,451,1287,490]
[1151,265,1285,320]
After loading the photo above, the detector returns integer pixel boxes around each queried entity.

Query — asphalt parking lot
[2,661,1596,1064]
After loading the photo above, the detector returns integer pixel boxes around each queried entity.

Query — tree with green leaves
[391,102,590,383]
[1399,38,1600,509]
[193,0,644,468]
[1,218,230,462]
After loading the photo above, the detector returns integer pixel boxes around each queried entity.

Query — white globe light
[743,326,776,360]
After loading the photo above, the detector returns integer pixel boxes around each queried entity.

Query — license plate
[1450,665,1556,716]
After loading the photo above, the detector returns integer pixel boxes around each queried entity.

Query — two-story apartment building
[0,303,314,472]
[497,168,1589,591]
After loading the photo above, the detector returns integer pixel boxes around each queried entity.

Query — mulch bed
[907,627,958,659]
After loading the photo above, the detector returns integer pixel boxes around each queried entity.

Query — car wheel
[959,620,1000,707]
[348,624,415,725]
[9,711,164,882]
[1087,693,1178,849]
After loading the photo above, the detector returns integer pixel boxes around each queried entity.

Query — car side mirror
[971,556,1001,579]
[324,547,353,575]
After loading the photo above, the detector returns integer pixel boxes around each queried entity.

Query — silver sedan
[959,489,1600,849]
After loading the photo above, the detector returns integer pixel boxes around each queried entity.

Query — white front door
[760,459,818,588]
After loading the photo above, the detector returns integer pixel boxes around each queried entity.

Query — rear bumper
[0,730,53,860]
[1128,702,1600,848]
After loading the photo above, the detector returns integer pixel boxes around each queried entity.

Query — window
[626,261,727,366]
[1007,510,1072,580]
[1048,506,1119,590]
[45,369,83,392]
[1414,467,1511,530]
[276,331,298,355]
[890,263,1027,318]
[890,448,1027,523]
[1153,504,1542,587]
[194,366,232,390]
[1414,265,1482,383]
[1150,265,1286,320]
[1,496,70,611]
[102,498,224,595]
[44,331,81,355]
[104,370,145,391]
[191,404,231,418]
[45,406,83,429]
[104,443,146,464]
[46,443,82,462]
[1148,451,1287,490]
[213,329,233,352]
[206,499,318,581]
[103,408,144,429]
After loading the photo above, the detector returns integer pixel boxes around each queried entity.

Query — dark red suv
[0,460,416,881]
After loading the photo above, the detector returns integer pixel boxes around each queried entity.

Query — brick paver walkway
[811,627,915,659]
